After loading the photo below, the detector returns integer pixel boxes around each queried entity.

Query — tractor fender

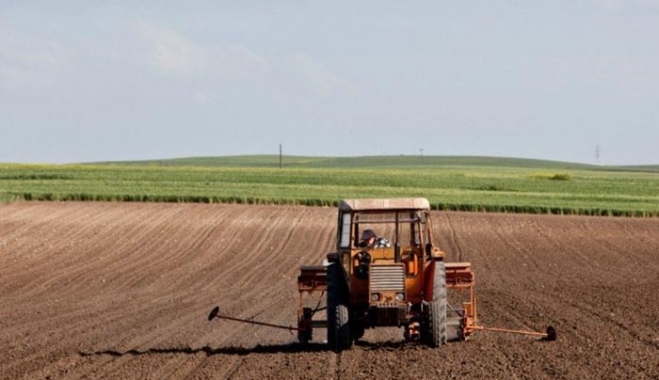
[327,252,340,262]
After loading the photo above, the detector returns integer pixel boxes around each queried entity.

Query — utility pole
[419,148,424,165]
[279,144,283,169]
[595,144,600,165]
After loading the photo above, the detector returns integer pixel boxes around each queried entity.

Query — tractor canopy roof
[339,198,430,212]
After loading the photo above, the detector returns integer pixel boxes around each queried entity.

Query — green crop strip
[1,159,658,217]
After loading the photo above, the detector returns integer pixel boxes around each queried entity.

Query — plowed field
[1,202,658,379]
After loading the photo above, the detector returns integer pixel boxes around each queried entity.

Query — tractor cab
[335,198,444,306]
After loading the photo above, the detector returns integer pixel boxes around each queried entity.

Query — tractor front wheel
[327,263,352,351]
[425,261,448,348]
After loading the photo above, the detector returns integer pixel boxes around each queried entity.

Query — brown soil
[1,202,658,379]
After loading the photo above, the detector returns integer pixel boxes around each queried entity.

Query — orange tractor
[209,198,555,350]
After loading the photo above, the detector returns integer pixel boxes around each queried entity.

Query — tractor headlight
[395,292,405,301]
[371,293,380,301]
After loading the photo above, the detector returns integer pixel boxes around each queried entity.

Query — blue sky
[1,1,658,164]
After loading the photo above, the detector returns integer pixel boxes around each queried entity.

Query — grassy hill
[97,155,659,173]
[98,155,601,170]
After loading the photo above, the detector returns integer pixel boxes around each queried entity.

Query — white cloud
[292,52,360,97]
[130,20,359,101]
[132,19,269,80]
[211,43,269,80]
[132,20,197,76]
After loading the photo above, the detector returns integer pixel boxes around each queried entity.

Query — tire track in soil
[475,215,560,331]
[77,351,205,380]
[0,204,213,379]
[211,355,244,380]
[84,205,322,356]
[12,353,91,380]
[0,205,102,293]
[91,206,245,354]
[35,355,114,380]
[161,354,207,380]
[73,350,242,380]
[442,213,464,261]
[589,304,658,349]
[545,298,658,379]
[177,354,213,380]
[201,206,331,349]
[135,353,189,380]
[86,355,137,380]
[1,203,177,298]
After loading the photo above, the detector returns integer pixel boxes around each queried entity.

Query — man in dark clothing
[359,229,391,248]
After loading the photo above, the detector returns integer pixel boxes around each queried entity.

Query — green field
[1,156,658,217]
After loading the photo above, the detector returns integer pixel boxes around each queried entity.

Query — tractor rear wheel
[427,261,448,348]
[327,262,352,351]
